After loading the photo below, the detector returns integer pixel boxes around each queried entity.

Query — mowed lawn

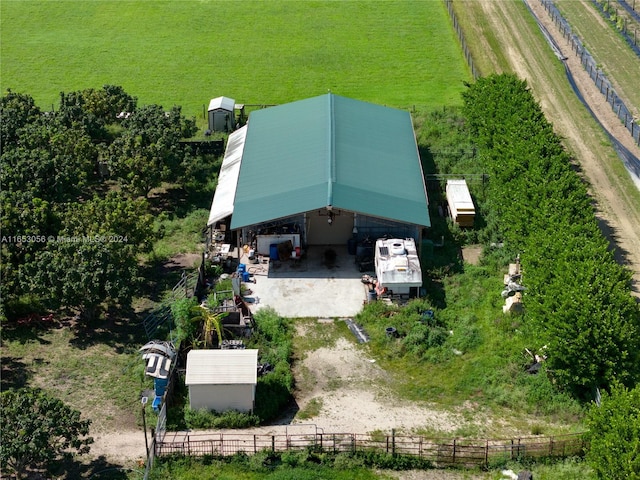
[1,0,471,120]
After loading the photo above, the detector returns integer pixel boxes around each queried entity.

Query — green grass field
[1,0,471,123]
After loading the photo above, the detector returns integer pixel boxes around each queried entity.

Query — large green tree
[0,388,93,479]
[107,104,197,196]
[1,87,196,321]
[22,192,155,320]
[0,90,41,145]
[586,384,640,479]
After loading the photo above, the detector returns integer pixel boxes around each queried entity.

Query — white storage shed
[446,179,475,227]
[208,96,235,132]
[185,349,258,413]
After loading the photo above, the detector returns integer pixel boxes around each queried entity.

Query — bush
[248,308,295,422]
[183,406,259,429]
[585,383,640,479]
[351,450,433,470]
[171,297,198,346]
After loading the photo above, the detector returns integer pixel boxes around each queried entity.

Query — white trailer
[374,238,422,295]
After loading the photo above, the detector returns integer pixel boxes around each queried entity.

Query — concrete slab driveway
[241,245,369,318]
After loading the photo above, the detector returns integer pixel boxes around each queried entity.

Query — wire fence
[445,0,480,79]
[151,431,586,469]
[592,0,640,55]
[539,0,640,146]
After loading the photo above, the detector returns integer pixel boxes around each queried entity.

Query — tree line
[461,73,640,399]
[1,86,199,321]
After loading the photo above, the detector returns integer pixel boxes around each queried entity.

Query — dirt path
[89,337,466,465]
[291,337,465,434]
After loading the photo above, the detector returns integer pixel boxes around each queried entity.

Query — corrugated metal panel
[208,96,235,112]
[188,384,254,412]
[332,96,430,227]
[207,125,248,226]
[230,93,430,229]
[231,96,330,229]
[185,349,258,385]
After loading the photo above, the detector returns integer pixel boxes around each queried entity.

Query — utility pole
[141,396,149,460]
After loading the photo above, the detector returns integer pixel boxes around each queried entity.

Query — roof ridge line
[326,93,335,208]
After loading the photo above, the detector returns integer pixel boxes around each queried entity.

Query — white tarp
[207,125,248,226]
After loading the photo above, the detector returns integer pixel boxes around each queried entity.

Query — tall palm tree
[189,305,227,348]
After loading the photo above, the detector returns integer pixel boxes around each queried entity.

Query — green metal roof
[230,93,430,229]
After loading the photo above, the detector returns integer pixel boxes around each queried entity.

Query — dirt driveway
[90,329,494,480]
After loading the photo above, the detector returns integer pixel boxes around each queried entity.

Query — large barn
[207,93,430,257]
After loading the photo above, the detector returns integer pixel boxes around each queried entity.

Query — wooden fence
[153,431,586,468]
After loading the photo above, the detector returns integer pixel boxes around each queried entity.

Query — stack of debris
[502,258,525,314]
[139,340,176,411]
[524,346,547,374]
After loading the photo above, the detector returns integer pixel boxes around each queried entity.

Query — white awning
[207,125,248,226]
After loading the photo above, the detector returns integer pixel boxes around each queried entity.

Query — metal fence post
[484,439,489,466]
[392,429,396,456]
[452,438,457,465]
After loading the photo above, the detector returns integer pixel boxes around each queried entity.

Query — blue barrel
[154,377,168,396]
[270,244,279,260]
[242,271,250,282]
[237,263,246,273]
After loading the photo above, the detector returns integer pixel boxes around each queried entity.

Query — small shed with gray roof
[208,96,236,132]
[185,349,258,413]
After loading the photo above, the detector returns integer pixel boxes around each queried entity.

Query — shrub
[170,296,198,346]
[247,308,294,422]
[183,406,259,429]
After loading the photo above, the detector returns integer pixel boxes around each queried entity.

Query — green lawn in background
[0,0,471,123]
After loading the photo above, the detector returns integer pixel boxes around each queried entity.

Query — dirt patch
[163,252,202,270]
[292,337,463,434]
[461,245,483,266]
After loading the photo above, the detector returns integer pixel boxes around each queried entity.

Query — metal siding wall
[189,384,254,412]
